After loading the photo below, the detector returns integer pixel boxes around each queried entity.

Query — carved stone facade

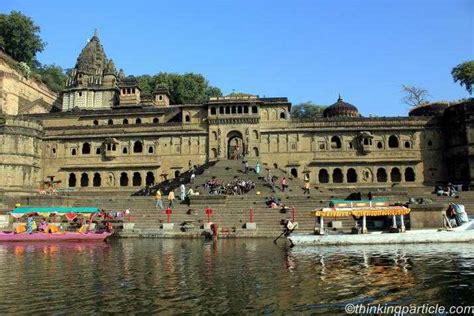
[0,33,472,194]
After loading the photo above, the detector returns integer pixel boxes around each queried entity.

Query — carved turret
[153,83,170,107]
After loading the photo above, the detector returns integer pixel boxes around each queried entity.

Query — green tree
[401,85,430,107]
[33,64,67,93]
[0,11,45,65]
[227,91,255,97]
[452,61,474,94]
[137,72,222,104]
[290,102,326,119]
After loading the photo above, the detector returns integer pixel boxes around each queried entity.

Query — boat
[0,231,113,242]
[287,199,474,246]
[1,206,113,242]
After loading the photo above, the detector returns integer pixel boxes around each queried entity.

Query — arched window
[120,172,129,186]
[280,112,286,119]
[330,136,342,149]
[153,117,159,123]
[377,168,387,182]
[96,148,101,155]
[108,119,113,125]
[404,141,411,148]
[93,120,98,126]
[133,141,143,153]
[68,173,76,187]
[225,107,230,114]
[80,173,89,187]
[238,106,242,114]
[174,170,181,178]
[71,148,77,156]
[391,167,401,182]
[93,173,101,187]
[185,114,190,122]
[252,147,259,157]
[146,172,155,186]
[231,106,236,114]
[132,172,142,186]
[388,135,399,148]
[405,167,415,182]
[148,146,154,154]
[135,118,142,124]
[123,147,128,154]
[123,119,129,125]
[210,107,216,115]
[347,168,357,183]
[252,106,258,113]
[318,169,329,183]
[219,107,224,114]
[377,142,383,149]
[82,142,91,155]
[333,168,343,183]
[253,130,259,139]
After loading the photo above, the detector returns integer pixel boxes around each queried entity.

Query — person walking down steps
[168,190,176,208]
[155,189,164,209]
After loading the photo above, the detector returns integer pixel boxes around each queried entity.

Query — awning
[312,206,410,217]
[11,207,100,215]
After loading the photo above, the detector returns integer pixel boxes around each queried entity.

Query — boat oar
[273,231,286,244]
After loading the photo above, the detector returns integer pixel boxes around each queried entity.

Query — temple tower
[62,31,119,110]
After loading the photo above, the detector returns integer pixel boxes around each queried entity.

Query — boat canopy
[11,207,100,216]
[312,206,410,217]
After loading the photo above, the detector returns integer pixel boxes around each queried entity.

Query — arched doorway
[227,131,244,159]
[290,168,298,178]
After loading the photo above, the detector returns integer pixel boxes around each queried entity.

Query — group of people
[155,184,200,209]
[203,177,256,195]
[436,183,460,197]
[18,214,113,234]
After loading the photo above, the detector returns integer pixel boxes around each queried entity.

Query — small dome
[323,95,360,118]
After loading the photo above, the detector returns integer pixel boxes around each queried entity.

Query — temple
[0,32,473,195]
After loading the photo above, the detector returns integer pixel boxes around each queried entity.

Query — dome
[409,102,449,117]
[323,95,360,118]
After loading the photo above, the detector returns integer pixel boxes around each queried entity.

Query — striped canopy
[11,207,100,216]
[312,206,410,217]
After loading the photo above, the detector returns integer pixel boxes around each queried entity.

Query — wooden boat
[3,206,113,242]
[287,200,474,246]
[0,231,113,242]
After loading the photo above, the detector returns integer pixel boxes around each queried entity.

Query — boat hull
[290,219,474,246]
[0,231,113,242]
[289,229,474,246]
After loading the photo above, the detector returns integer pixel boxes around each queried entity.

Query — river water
[0,239,472,314]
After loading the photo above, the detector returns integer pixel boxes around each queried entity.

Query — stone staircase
[3,160,474,236]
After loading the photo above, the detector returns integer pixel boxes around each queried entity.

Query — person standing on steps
[255,161,261,175]
[190,171,195,184]
[168,190,176,208]
[303,181,310,194]
[180,183,186,201]
[155,189,164,209]
[281,177,288,192]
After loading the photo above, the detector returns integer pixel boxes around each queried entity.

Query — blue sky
[1,0,472,116]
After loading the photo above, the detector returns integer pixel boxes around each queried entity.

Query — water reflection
[0,240,472,313]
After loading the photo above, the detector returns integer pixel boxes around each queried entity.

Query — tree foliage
[0,11,45,65]
[401,85,430,107]
[290,102,326,119]
[33,64,68,93]
[452,61,474,95]
[137,72,222,104]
